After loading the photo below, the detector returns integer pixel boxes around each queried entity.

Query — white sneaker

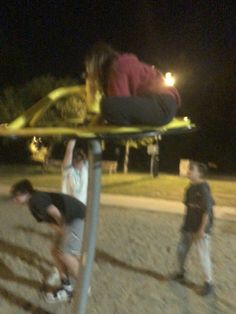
[45,286,73,303]
[46,267,61,286]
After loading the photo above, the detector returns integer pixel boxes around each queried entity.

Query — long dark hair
[85,42,118,95]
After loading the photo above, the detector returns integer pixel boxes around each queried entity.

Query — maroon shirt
[106,54,181,107]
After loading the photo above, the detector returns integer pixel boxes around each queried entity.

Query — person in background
[172,161,215,296]
[47,139,88,287]
[61,139,88,205]
[85,42,181,126]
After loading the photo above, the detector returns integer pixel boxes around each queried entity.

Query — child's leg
[51,245,68,280]
[45,219,84,303]
[51,232,68,280]
[60,218,84,284]
[177,232,193,274]
[61,253,80,279]
[195,234,213,283]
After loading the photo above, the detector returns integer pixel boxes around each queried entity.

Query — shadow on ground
[95,249,201,295]
[0,285,53,314]
[15,225,52,240]
[0,238,52,277]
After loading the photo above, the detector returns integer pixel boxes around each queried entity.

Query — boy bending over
[11,179,85,303]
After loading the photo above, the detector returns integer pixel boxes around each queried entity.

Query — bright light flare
[164,72,175,86]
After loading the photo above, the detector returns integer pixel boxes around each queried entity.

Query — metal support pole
[72,139,102,314]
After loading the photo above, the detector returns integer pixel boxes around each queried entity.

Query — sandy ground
[0,187,236,314]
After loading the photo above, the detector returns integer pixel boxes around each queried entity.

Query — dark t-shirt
[182,182,214,233]
[28,191,85,224]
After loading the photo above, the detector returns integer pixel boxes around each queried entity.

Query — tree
[123,141,130,173]
[0,75,85,124]
[0,87,24,123]
[120,136,157,173]
[0,76,87,164]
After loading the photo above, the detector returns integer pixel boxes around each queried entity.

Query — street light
[164,72,175,86]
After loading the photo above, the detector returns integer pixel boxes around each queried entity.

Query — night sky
[1,1,236,172]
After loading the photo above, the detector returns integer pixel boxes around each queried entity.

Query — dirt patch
[0,198,235,313]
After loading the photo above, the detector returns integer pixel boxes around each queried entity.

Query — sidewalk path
[1,184,235,220]
[100,193,236,219]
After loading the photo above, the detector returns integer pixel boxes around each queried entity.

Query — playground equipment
[0,86,195,314]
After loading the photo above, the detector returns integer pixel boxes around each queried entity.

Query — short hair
[11,179,35,197]
[73,148,87,162]
[189,161,208,178]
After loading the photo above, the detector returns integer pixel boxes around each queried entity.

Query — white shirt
[61,161,88,205]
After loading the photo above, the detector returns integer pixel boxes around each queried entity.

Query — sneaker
[61,277,73,291]
[45,286,73,303]
[201,282,214,296]
[46,267,61,286]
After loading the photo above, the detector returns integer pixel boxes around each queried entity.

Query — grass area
[0,164,62,190]
[102,172,236,207]
[0,165,236,207]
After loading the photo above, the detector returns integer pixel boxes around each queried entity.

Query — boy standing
[11,179,85,303]
[173,161,215,296]
[61,139,88,206]
[47,139,89,287]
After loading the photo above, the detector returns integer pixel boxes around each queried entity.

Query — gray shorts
[55,219,84,256]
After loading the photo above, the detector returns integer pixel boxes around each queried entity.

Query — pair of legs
[45,219,84,302]
[51,247,80,281]
[101,94,177,126]
[51,218,84,283]
[177,231,213,283]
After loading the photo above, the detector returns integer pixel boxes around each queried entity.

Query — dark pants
[101,94,177,126]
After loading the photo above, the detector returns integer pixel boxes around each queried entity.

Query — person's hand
[195,229,205,240]
[50,223,64,235]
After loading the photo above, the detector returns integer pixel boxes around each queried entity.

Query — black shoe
[61,276,71,287]
[201,282,214,296]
